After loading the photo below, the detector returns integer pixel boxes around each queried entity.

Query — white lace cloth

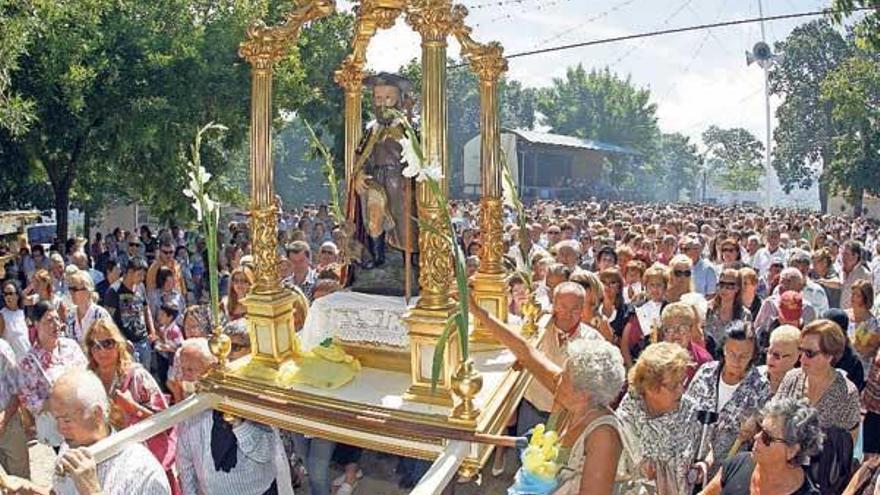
[300,291,413,350]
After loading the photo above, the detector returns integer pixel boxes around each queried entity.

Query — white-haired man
[753,268,817,336]
[175,339,292,495]
[518,282,604,436]
[5,369,171,495]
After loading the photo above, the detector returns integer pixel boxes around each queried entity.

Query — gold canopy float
[56,1,539,489]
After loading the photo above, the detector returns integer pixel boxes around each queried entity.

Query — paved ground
[29,442,516,494]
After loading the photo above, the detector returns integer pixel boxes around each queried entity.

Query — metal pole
[758,0,773,206]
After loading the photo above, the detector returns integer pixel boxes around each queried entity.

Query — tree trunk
[84,209,91,240]
[851,188,864,218]
[53,183,71,244]
[818,178,829,214]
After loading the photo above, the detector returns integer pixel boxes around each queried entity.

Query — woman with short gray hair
[469,296,638,495]
[699,397,822,495]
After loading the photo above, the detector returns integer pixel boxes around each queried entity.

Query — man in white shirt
[517,282,603,436]
[5,369,170,495]
[175,340,291,495]
[786,249,829,316]
[752,226,786,279]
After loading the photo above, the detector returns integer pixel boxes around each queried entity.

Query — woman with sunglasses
[667,255,695,303]
[776,320,861,443]
[684,321,769,478]
[222,266,253,323]
[0,280,30,359]
[84,317,179,493]
[704,270,752,359]
[15,300,87,449]
[699,397,822,495]
[66,270,111,345]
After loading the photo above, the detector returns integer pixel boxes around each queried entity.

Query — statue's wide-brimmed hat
[363,72,413,94]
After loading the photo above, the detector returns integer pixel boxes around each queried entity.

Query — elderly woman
[469,295,636,495]
[15,300,87,448]
[667,255,694,303]
[616,343,701,494]
[167,306,212,403]
[775,320,861,442]
[66,269,111,345]
[84,318,178,493]
[620,265,669,367]
[758,325,801,394]
[704,269,752,358]
[699,397,822,495]
[657,302,713,383]
[684,322,769,476]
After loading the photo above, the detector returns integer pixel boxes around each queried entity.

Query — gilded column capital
[406,0,455,42]
[334,60,365,93]
[467,42,508,83]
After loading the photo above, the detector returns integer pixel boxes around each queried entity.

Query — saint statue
[345,72,419,296]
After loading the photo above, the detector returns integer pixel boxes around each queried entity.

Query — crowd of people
[0,198,880,494]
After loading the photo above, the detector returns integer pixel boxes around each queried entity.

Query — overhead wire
[448,6,874,68]
[531,0,641,49]
[605,0,695,68]
[472,0,575,27]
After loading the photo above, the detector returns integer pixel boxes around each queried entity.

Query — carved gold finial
[239,0,337,67]
[450,359,483,422]
[406,0,455,42]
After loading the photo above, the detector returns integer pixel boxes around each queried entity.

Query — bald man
[5,369,170,495]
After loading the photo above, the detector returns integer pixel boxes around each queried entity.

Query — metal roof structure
[503,128,637,155]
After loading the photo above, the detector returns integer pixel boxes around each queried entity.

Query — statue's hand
[354,170,372,195]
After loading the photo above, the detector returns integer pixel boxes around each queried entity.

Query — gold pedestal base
[470,271,508,347]
[404,306,460,407]
[243,290,300,369]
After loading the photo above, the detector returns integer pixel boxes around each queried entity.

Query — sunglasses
[90,338,117,351]
[68,286,87,293]
[756,423,787,447]
[768,351,794,361]
[719,281,739,290]
[673,269,692,278]
[3,291,16,296]
[798,347,822,359]
[230,343,249,353]
[161,249,174,255]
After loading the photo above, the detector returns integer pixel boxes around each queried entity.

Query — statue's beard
[376,105,399,125]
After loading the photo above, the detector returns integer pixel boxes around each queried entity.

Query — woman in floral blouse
[703,269,752,359]
[617,342,701,495]
[683,321,769,477]
[84,317,179,494]
[15,300,87,448]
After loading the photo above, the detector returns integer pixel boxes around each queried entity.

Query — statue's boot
[364,236,377,269]
[375,234,386,267]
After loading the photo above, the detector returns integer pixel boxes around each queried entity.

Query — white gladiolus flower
[419,163,444,182]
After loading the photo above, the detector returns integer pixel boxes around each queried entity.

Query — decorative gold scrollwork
[479,197,505,274]
[405,0,456,42]
[239,0,336,68]
[251,206,281,293]
[417,206,455,310]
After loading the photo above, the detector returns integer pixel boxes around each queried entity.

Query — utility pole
[746,0,778,208]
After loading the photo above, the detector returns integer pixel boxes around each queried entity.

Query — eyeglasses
[722,247,737,253]
[673,269,692,278]
[756,423,787,446]
[161,249,174,255]
[90,338,117,351]
[768,351,794,361]
[799,347,822,359]
[719,281,739,290]
[662,323,691,336]
[68,286,87,293]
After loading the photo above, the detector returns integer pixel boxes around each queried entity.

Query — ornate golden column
[404,0,459,406]
[335,60,364,193]
[236,2,334,371]
[461,37,509,344]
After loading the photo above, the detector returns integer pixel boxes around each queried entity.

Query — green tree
[769,19,851,212]
[830,0,880,49]
[820,54,880,216]
[0,0,37,136]
[649,133,703,201]
[702,125,765,192]
[536,65,658,188]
